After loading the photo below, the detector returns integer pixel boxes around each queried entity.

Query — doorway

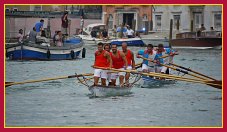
[193,12,203,30]
[123,13,134,28]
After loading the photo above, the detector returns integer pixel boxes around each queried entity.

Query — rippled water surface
[5,46,222,127]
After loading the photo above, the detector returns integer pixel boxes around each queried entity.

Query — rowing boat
[88,85,132,97]
[140,76,176,88]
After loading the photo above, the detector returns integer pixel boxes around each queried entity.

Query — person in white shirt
[126,26,134,38]
[17,29,24,43]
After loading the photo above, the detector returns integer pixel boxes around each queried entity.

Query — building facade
[152,5,222,32]
[102,5,153,32]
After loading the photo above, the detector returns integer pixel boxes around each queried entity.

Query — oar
[135,62,142,69]
[5,73,93,87]
[159,54,178,59]
[139,56,210,81]
[93,66,222,89]
[142,71,222,89]
[169,62,217,81]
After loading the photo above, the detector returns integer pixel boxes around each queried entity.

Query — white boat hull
[88,85,132,97]
[76,35,111,46]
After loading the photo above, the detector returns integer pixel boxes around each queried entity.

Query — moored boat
[142,38,169,47]
[88,85,132,97]
[111,37,145,46]
[170,31,222,49]
[76,23,111,45]
[6,36,85,60]
[77,34,111,46]
[77,23,145,46]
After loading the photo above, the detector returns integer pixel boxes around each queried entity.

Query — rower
[137,44,157,74]
[122,42,135,86]
[110,44,128,86]
[155,44,178,74]
[104,43,113,86]
[93,42,112,86]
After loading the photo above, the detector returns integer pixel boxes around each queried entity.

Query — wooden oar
[143,71,222,89]
[169,62,217,81]
[139,56,210,81]
[5,73,93,87]
[158,52,179,59]
[135,62,142,69]
[93,66,222,89]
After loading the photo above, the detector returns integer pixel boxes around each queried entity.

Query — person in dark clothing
[102,29,108,40]
[91,29,97,38]
[41,30,46,37]
[61,11,69,35]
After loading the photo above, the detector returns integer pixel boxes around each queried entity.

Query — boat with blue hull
[6,37,85,60]
[111,38,145,46]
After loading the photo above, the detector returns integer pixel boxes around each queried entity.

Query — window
[155,15,162,30]
[173,15,180,29]
[143,14,148,21]
[13,8,18,11]
[108,14,113,29]
[214,14,222,30]
[34,6,42,11]
[194,13,202,29]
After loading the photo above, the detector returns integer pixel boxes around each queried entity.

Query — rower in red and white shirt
[110,44,128,86]
[93,42,112,86]
[122,42,135,86]
[104,43,113,86]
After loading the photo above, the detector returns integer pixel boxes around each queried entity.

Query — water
[5,46,222,127]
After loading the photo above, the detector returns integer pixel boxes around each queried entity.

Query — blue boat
[6,37,85,60]
[111,38,145,46]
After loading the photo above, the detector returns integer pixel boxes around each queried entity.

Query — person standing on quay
[61,11,69,36]
[35,19,44,36]
[79,16,84,35]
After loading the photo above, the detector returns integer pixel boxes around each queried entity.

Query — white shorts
[94,69,108,79]
[107,72,111,82]
[155,66,163,73]
[161,67,171,74]
[126,65,132,70]
[111,68,125,80]
[142,64,155,72]
[161,66,168,73]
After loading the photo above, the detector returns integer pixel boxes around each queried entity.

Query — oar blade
[5,82,14,87]
[207,80,222,89]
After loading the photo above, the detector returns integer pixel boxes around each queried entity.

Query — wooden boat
[170,31,222,49]
[6,36,85,60]
[88,85,132,97]
[140,76,176,88]
[142,38,169,47]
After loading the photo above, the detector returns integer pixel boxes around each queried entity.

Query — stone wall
[5,17,102,38]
